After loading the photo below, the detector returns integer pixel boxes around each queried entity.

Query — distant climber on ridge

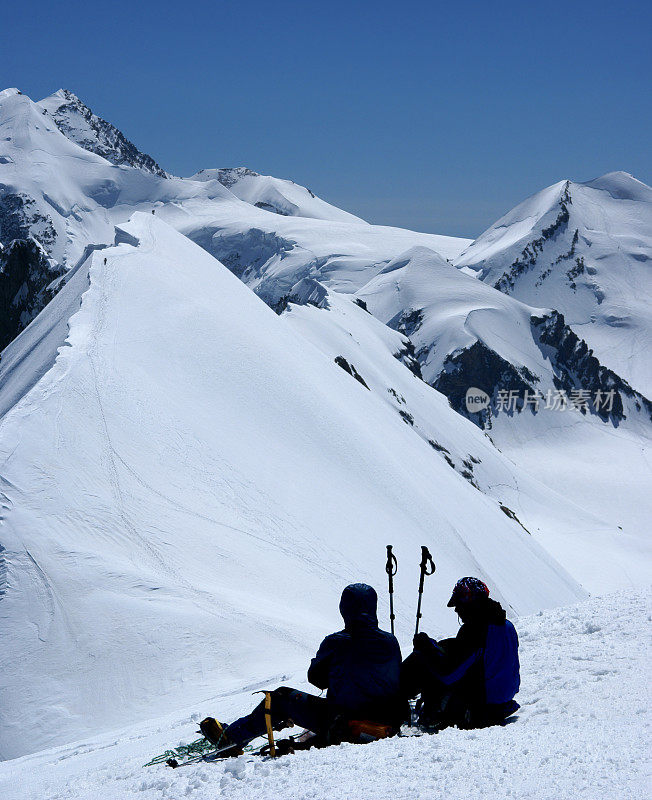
[401,577,520,730]
[201,583,407,752]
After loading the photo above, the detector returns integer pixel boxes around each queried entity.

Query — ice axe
[385,545,398,635]
[414,545,436,636]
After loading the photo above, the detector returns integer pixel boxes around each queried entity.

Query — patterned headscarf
[447,576,490,607]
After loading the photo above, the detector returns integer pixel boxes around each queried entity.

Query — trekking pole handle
[386,545,398,578]
[420,546,435,577]
[415,546,436,636]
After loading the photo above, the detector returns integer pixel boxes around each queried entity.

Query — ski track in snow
[0,590,648,800]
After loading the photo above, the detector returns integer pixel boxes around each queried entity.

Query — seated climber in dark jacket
[402,577,520,729]
[202,583,406,751]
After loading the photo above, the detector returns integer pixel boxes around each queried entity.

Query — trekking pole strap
[420,546,435,578]
[264,691,276,757]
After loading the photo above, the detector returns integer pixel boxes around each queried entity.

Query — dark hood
[339,583,378,628]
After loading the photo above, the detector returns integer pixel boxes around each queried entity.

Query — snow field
[0,589,648,800]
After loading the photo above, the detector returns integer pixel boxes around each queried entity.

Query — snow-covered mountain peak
[582,170,652,201]
[455,172,652,394]
[188,165,365,222]
[37,88,168,177]
[0,88,22,100]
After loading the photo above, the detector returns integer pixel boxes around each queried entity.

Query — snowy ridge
[356,246,650,429]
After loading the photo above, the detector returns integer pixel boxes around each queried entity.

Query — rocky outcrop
[393,338,423,379]
[429,310,651,429]
[433,340,538,427]
[387,307,424,336]
[0,192,56,251]
[0,238,64,352]
[531,311,652,423]
[334,356,369,389]
[41,89,167,177]
[493,181,572,294]
[272,278,330,314]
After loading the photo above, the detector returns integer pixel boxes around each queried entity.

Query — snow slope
[455,173,652,396]
[0,214,581,760]
[354,246,652,573]
[281,281,652,592]
[0,589,647,800]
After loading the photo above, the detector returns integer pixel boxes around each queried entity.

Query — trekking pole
[414,546,436,636]
[385,545,398,635]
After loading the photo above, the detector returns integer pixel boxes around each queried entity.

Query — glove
[413,632,437,653]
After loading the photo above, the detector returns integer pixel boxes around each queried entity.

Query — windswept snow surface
[0,590,648,800]
[0,214,581,760]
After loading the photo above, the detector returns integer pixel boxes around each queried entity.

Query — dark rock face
[43,90,167,177]
[499,504,530,534]
[492,181,573,294]
[531,311,652,423]
[203,167,259,189]
[0,192,56,251]
[0,238,64,352]
[334,356,369,389]
[254,201,290,216]
[387,307,424,337]
[429,310,651,429]
[393,338,423,379]
[433,340,537,428]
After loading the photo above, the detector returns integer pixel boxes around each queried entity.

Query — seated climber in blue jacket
[201,583,406,751]
[401,577,520,730]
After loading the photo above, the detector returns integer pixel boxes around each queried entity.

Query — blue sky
[4,0,651,237]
